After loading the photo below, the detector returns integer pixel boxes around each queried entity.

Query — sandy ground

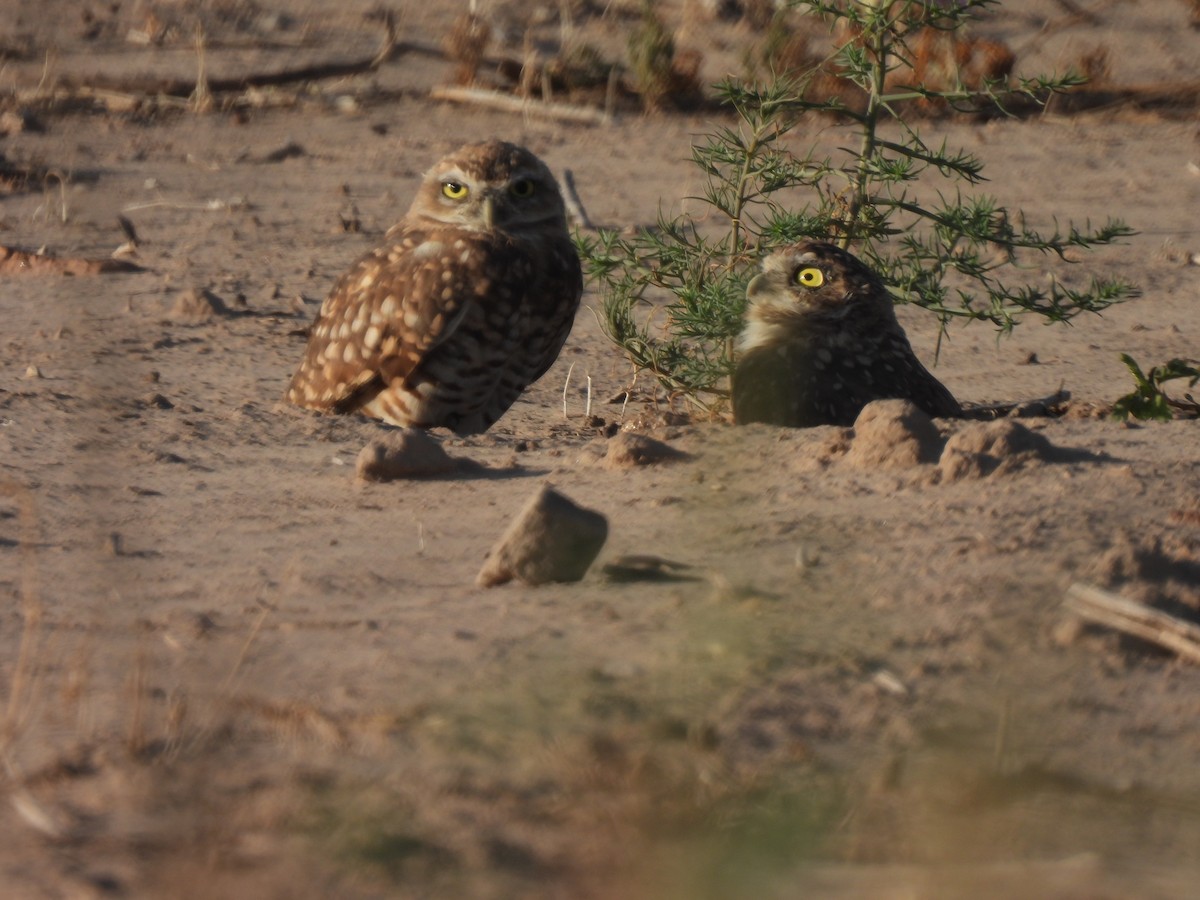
[1,1,1199,897]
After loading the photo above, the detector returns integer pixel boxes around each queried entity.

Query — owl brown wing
[522,235,584,384]
[287,227,502,413]
[850,332,962,421]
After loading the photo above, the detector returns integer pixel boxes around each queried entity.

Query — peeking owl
[732,241,961,427]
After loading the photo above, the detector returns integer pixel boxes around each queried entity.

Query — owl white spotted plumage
[286,139,582,435]
[733,241,961,428]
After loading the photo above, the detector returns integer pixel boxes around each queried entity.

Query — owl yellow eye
[441,181,469,200]
[509,178,535,198]
[795,266,824,288]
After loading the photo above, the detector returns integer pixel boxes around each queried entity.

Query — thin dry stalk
[220,603,272,693]
[191,24,214,114]
[562,360,577,420]
[41,171,69,224]
[125,648,149,756]
[1,481,44,751]
[561,169,595,230]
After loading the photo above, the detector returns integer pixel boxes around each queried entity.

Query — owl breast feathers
[732,241,961,428]
[286,139,582,436]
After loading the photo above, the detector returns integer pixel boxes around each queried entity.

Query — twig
[561,169,595,230]
[61,12,401,100]
[0,245,142,275]
[960,386,1070,420]
[121,198,241,213]
[562,360,576,420]
[429,85,614,125]
[42,171,69,224]
[1065,582,1200,665]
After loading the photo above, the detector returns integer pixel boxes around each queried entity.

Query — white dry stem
[562,360,576,420]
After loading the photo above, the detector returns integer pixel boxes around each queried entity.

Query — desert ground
[1,1,1199,897]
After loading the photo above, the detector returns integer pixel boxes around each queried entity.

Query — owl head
[408,139,568,234]
[739,241,899,352]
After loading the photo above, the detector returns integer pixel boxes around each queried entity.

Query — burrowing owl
[286,139,582,435]
[732,241,961,427]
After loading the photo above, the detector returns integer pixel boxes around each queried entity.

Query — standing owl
[286,139,582,435]
[732,241,961,428]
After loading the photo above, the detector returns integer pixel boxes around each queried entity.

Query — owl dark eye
[794,266,824,288]
[441,181,469,200]
[509,178,535,198]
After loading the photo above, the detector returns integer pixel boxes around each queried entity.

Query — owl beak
[746,273,766,299]
[482,195,496,230]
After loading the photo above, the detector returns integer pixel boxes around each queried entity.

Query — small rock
[170,288,228,323]
[0,110,37,135]
[1051,615,1086,648]
[844,399,944,469]
[22,365,42,379]
[261,139,305,163]
[141,392,174,410]
[578,431,689,469]
[938,419,1054,481]
[355,429,461,481]
[476,485,608,587]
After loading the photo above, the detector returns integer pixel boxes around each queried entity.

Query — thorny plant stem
[846,3,892,247]
[730,124,767,259]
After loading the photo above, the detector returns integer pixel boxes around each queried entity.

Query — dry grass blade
[0,481,43,750]
[1065,582,1200,664]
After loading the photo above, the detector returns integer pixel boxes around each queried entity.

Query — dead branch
[0,245,142,275]
[59,12,404,100]
[1065,582,1200,665]
[1052,80,1200,115]
[429,85,613,125]
[961,387,1071,420]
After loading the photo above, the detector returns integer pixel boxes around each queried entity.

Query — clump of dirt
[169,287,230,323]
[843,399,945,470]
[577,431,689,469]
[355,428,468,481]
[938,419,1056,481]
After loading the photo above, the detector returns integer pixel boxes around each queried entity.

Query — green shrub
[577,0,1139,411]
